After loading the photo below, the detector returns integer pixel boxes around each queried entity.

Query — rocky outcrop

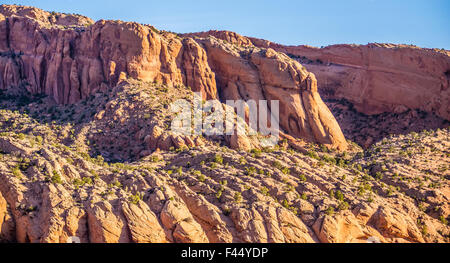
[312,210,385,243]
[187,30,450,121]
[272,43,450,121]
[144,125,206,152]
[196,37,347,149]
[0,5,216,103]
[0,5,449,245]
[184,30,253,47]
[0,4,94,28]
[0,105,449,243]
[0,4,347,150]
[0,190,15,242]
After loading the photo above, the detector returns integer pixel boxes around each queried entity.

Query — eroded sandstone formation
[267,43,450,121]
[2,5,449,244]
[186,30,450,121]
[0,106,448,243]
[0,4,347,150]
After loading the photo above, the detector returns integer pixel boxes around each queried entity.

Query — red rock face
[235,34,450,121]
[0,5,348,150]
[188,30,450,121]
[270,44,450,121]
[0,5,218,103]
[198,38,347,149]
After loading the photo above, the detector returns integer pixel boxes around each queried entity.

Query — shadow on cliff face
[0,86,116,159]
[0,81,208,163]
[323,98,450,148]
[0,86,102,125]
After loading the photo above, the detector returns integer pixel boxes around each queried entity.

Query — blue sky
[4,0,450,49]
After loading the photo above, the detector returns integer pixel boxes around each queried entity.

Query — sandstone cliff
[0,5,347,150]
[1,5,449,244]
[186,30,450,121]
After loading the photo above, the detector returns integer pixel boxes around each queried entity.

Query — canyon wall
[0,5,449,245]
[187,30,450,121]
[0,5,347,150]
[0,5,217,103]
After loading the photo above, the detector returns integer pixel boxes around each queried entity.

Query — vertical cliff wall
[186,30,450,122]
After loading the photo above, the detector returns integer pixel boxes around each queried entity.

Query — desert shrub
[17,157,31,171]
[234,192,242,203]
[250,148,262,158]
[325,206,335,216]
[73,178,83,189]
[356,164,363,171]
[338,201,349,211]
[261,147,274,153]
[335,190,344,201]
[284,183,295,192]
[17,133,26,140]
[375,172,384,180]
[113,180,122,188]
[244,166,256,176]
[35,136,43,145]
[11,166,23,178]
[322,154,336,165]
[329,189,335,199]
[273,160,284,170]
[82,177,93,185]
[129,192,143,204]
[215,189,223,199]
[307,151,320,160]
[261,187,270,196]
[282,200,290,209]
[213,154,223,164]
[51,171,62,184]
[298,174,307,182]
[281,167,290,175]
[439,216,448,225]
[336,158,347,168]
[198,174,206,182]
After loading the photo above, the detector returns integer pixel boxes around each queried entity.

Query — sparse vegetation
[0,9,448,243]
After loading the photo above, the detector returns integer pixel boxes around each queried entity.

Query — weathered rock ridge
[186,30,450,121]
[0,107,448,243]
[0,6,449,243]
[0,4,347,150]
